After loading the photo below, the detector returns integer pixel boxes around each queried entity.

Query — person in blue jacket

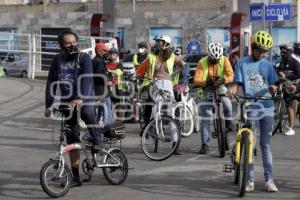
[45,29,104,187]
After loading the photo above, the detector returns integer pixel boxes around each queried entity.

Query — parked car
[0,52,28,78]
[183,53,207,82]
[121,53,136,79]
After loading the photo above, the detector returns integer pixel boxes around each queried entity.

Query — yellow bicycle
[224,95,274,197]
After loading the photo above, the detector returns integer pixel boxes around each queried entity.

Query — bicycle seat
[53,105,71,114]
[173,84,189,94]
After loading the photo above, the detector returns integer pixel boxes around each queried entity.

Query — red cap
[95,43,109,52]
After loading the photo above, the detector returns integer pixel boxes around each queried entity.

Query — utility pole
[298,0,300,42]
[43,0,49,12]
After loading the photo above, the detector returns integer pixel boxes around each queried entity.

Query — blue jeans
[247,110,274,182]
[97,97,114,124]
[179,64,190,84]
[199,90,232,145]
[103,97,113,124]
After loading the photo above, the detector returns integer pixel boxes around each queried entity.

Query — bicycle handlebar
[234,95,275,102]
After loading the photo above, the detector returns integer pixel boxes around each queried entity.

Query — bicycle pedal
[223,164,233,173]
[212,132,218,139]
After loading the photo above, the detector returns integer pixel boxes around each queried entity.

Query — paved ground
[0,76,300,200]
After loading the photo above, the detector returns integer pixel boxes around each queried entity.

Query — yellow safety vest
[199,56,225,81]
[0,67,5,77]
[133,53,139,66]
[107,68,123,90]
[196,56,225,97]
[141,53,179,89]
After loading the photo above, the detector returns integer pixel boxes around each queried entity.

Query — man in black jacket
[45,29,104,187]
[93,43,113,123]
[278,43,300,136]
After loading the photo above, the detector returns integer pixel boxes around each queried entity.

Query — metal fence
[0,32,118,79]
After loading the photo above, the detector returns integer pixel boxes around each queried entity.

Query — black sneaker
[199,144,210,154]
[71,176,82,188]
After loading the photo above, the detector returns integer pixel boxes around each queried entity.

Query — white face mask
[138,48,145,53]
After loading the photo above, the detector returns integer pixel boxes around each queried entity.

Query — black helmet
[138,42,148,48]
[279,44,292,51]
[109,47,119,54]
[293,42,300,50]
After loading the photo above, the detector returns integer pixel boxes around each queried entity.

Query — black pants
[63,103,103,144]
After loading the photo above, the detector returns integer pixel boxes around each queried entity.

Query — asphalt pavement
[0,76,299,200]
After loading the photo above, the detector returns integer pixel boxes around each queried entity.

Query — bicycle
[272,77,292,135]
[133,78,152,130]
[40,107,128,198]
[141,79,181,161]
[173,83,196,137]
[211,90,230,158]
[223,95,274,197]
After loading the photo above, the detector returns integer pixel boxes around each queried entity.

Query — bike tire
[272,98,285,135]
[238,134,249,197]
[232,145,239,185]
[40,159,72,198]
[141,115,181,161]
[102,149,128,185]
[173,103,194,138]
[216,117,226,158]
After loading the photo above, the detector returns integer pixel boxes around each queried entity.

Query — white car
[0,52,28,78]
[122,54,136,79]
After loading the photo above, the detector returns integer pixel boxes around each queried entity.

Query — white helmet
[154,35,172,44]
[208,42,223,59]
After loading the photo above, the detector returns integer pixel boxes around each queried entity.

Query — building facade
[0,0,297,54]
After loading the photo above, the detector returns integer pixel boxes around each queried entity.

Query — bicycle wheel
[40,159,72,198]
[279,113,289,133]
[173,103,194,137]
[141,115,181,161]
[238,134,249,197]
[272,98,285,135]
[216,117,226,158]
[102,148,128,185]
[232,145,239,185]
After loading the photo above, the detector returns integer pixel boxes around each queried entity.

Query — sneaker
[71,176,82,188]
[265,180,278,192]
[284,128,295,136]
[245,181,255,192]
[199,144,210,154]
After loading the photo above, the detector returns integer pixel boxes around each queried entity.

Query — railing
[0,32,118,80]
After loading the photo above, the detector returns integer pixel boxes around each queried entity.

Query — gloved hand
[212,78,225,88]
[207,77,223,88]
[206,78,215,86]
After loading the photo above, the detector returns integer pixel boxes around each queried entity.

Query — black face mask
[102,53,108,60]
[63,45,79,57]
[209,58,219,65]
[151,44,160,54]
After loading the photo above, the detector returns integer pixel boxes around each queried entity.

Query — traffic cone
[0,67,5,77]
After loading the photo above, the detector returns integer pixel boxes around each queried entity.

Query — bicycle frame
[152,80,172,140]
[233,95,274,165]
[53,109,122,178]
[234,128,254,165]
